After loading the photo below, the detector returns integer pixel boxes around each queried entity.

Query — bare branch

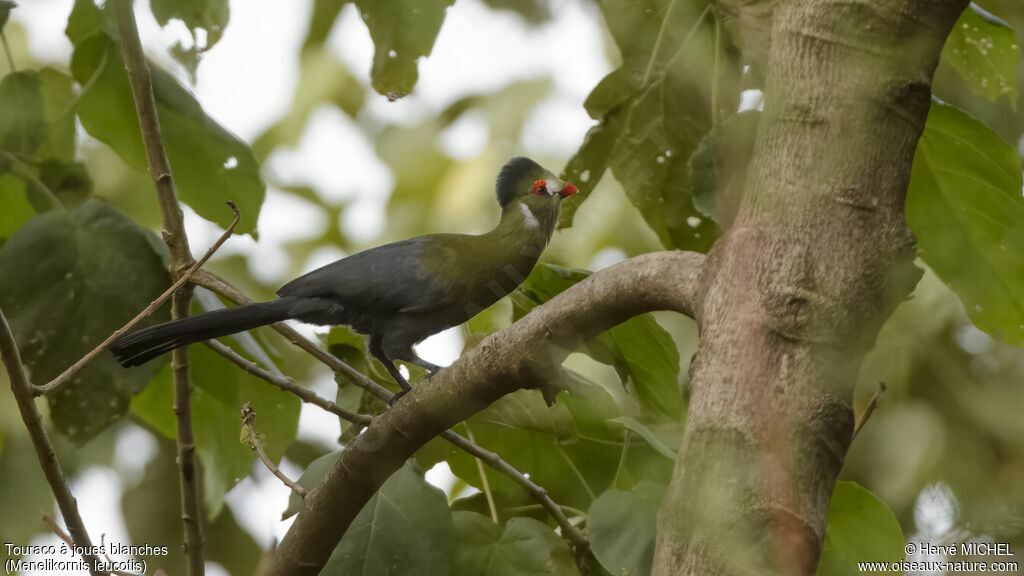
[112,0,203,572]
[33,202,240,397]
[0,311,103,575]
[852,382,887,440]
[202,338,590,551]
[241,402,307,499]
[205,339,370,424]
[268,251,706,574]
[42,514,75,549]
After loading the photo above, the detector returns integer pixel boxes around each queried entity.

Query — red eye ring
[531,180,548,196]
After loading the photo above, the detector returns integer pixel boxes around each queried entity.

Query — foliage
[0,0,1023,574]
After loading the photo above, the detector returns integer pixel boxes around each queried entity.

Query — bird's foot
[388,389,410,406]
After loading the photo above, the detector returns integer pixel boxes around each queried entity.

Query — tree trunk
[651,0,969,574]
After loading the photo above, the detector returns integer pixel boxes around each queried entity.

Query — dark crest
[495,157,543,207]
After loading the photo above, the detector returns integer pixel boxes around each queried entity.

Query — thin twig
[465,424,498,523]
[503,503,587,518]
[852,382,887,440]
[101,534,144,576]
[205,339,369,425]
[192,270,392,401]
[42,514,75,548]
[113,0,203,573]
[33,201,240,396]
[242,402,307,499]
[0,312,103,575]
[200,320,590,553]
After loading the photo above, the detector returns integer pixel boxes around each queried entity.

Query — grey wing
[276,238,450,314]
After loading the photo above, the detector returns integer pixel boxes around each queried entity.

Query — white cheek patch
[548,177,566,196]
[519,202,540,229]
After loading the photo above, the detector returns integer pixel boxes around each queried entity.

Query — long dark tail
[110,298,297,367]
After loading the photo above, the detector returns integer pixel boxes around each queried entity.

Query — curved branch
[1,310,104,575]
[267,250,706,575]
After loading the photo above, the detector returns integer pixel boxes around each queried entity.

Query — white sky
[11,0,612,567]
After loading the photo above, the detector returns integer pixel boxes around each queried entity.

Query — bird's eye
[531,180,549,196]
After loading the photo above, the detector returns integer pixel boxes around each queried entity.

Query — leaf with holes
[67,20,264,235]
[907,102,1024,347]
[941,3,1019,106]
[0,200,170,441]
[354,0,454,100]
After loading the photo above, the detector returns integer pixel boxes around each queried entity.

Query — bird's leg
[369,336,411,405]
[406,354,442,377]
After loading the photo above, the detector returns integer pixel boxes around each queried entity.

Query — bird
[110,157,578,398]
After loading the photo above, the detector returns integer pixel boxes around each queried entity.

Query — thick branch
[1,311,104,575]
[204,330,590,551]
[267,250,705,575]
[112,1,203,573]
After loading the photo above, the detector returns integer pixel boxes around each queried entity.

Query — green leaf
[0,71,45,155]
[588,484,664,576]
[151,0,230,81]
[354,0,455,100]
[283,449,343,520]
[37,68,76,162]
[513,264,684,422]
[816,482,905,576]
[941,3,1019,106]
[0,200,171,441]
[0,173,34,241]
[557,106,626,229]
[70,33,265,235]
[132,343,301,516]
[452,512,578,576]
[0,1,15,30]
[906,102,1024,346]
[480,0,550,24]
[612,416,677,460]
[323,461,453,575]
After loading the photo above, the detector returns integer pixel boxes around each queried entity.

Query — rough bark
[651,0,969,574]
[268,251,705,575]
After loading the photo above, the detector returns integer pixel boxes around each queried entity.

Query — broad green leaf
[355,0,455,100]
[283,448,342,520]
[906,103,1024,346]
[941,4,1019,106]
[37,68,76,162]
[816,482,905,576]
[452,512,578,576]
[612,416,677,460]
[151,0,230,81]
[558,107,626,229]
[0,1,14,30]
[323,461,453,575]
[588,483,665,576]
[480,0,550,23]
[688,110,760,228]
[0,71,45,154]
[512,264,684,422]
[132,343,301,516]
[446,390,628,512]
[0,173,34,241]
[0,200,170,441]
[69,32,264,235]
